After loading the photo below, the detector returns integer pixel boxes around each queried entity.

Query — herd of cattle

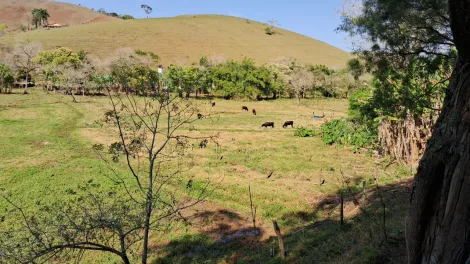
[207,101,306,129]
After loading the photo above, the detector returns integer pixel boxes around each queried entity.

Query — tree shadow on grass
[153,179,412,264]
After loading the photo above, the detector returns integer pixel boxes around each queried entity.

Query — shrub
[294,127,317,137]
[18,24,27,32]
[321,119,376,149]
[0,24,7,31]
[265,27,273,35]
[120,14,135,20]
[348,87,375,122]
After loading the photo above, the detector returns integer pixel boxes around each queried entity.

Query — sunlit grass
[0,89,410,263]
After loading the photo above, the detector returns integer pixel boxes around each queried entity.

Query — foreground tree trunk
[407,1,470,263]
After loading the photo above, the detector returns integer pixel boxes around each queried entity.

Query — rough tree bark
[407,1,470,263]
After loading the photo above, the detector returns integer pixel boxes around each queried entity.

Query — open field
[1,15,351,68]
[0,89,411,263]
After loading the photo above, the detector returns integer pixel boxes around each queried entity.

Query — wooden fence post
[340,191,344,226]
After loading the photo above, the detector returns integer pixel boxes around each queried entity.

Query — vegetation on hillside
[140,4,153,18]
[1,15,351,67]
[0,0,116,30]
[97,8,134,20]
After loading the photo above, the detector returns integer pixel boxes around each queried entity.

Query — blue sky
[62,0,351,51]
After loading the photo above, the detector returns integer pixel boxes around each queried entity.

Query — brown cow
[283,121,294,128]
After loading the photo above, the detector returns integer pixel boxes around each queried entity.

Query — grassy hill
[0,0,116,30]
[3,14,351,68]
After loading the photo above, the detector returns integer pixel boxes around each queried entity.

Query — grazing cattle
[211,101,216,107]
[262,122,275,128]
[282,121,294,128]
[252,109,257,115]
[186,179,193,189]
[199,139,208,148]
[242,106,249,111]
[197,113,204,119]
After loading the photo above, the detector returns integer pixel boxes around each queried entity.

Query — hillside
[3,14,351,68]
[0,0,116,30]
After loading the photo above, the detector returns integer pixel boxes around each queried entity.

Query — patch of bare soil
[184,201,274,243]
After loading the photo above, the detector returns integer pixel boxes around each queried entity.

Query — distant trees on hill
[265,19,280,35]
[31,8,49,29]
[120,14,135,20]
[141,4,153,18]
[97,8,135,20]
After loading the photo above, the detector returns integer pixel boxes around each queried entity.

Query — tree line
[0,43,363,103]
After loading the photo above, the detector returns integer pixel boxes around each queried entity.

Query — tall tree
[140,4,153,18]
[31,8,41,29]
[31,8,49,28]
[39,9,50,26]
[339,0,454,119]
[0,63,14,93]
[347,58,365,81]
[290,67,314,105]
[7,41,41,93]
[407,1,470,263]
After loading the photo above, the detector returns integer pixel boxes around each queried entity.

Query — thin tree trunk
[142,159,154,264]
[273,220,286,259]
[121,256,130,264]
[142,195,152,264]
[119,231,131,264]
[24,74,29,94]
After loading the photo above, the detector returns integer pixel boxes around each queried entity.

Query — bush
[18,24,27,32]
[0,24,7,31]
[265,27,273,35]
[348,87,375,122]
[294,127,317,137]
[321,119,376,149]
[120,14,135,20]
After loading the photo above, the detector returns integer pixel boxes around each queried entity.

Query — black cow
[283,121,294,128]
[199,139,208,148]
[262,122,274,128]
[211,102,216,107]
[252,109,257,115]
[242,106,249,111]
[197,113,204,119]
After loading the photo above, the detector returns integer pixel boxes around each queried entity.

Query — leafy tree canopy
[34,47,83,66]
[339,0,454,119]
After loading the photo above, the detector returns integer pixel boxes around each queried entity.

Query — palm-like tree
[31,8,50,29]
[39,9,50,26]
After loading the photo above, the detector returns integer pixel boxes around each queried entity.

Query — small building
[46,23,64,29]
